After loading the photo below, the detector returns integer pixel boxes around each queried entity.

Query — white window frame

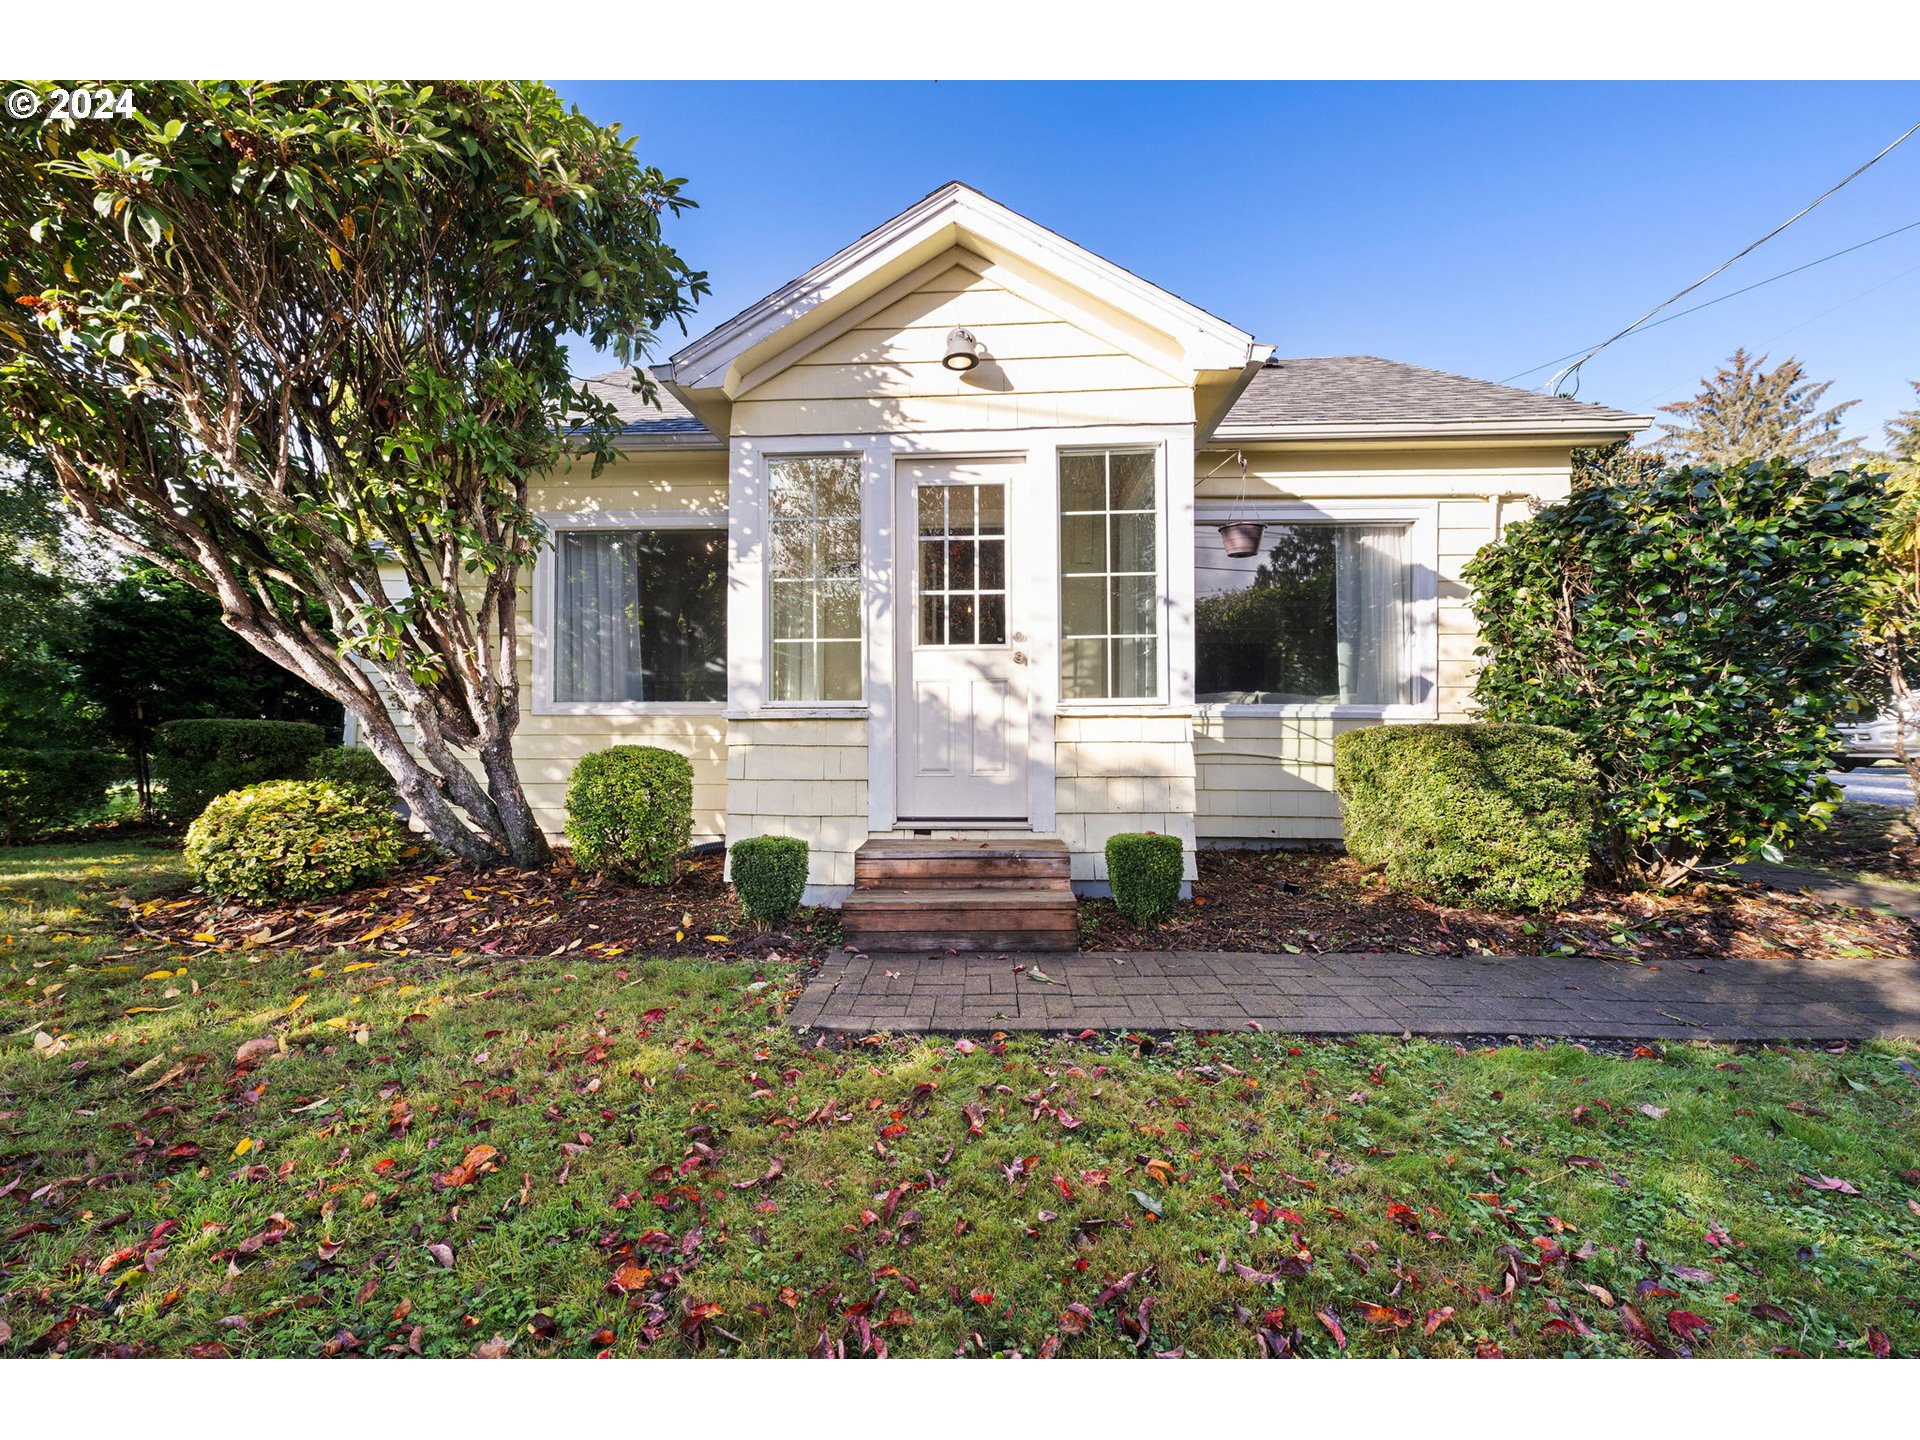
[1055,440,1169,709]
[760,450,869,710]
[1190,499,1439,722]
[530,509,731,717]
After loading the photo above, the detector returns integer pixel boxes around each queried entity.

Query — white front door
[895,457,1031,822]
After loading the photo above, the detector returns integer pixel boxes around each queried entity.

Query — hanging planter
[1209,450,1263,556]
[1217,521,1265,557]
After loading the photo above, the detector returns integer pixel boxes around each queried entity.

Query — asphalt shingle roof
[580,370,712,437]
[1218,355,1645,433]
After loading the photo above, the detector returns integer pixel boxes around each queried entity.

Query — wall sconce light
[942,327,982,372]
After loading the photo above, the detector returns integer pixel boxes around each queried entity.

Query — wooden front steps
[841,837,1077,952]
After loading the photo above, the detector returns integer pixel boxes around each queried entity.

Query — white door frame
[860,423,1193,835]
[892,455,1030,823]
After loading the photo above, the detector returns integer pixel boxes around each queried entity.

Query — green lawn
[3,841,1916,1357]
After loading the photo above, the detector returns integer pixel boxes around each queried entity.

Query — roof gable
[661,183,1260,406]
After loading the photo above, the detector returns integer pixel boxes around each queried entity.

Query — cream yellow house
[510,182,1646,911]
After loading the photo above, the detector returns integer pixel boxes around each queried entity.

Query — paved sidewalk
[786,947,1920,1040]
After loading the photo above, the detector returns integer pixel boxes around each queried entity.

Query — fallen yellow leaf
[233,1137,253,1156]
[704,935,731,944]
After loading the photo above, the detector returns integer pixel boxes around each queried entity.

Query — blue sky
[556,81,1920,443]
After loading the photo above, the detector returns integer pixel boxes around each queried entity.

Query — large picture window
[554,528,726,704]
[1194,522,1410,706]
[1060,448,1159,700]
[769,456,863,702]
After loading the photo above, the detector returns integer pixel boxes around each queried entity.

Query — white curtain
[557,532,641,702]
[1333,526,1407,705]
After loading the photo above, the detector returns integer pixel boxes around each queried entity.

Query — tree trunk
[351,721,498,869]
[479,728,550,868]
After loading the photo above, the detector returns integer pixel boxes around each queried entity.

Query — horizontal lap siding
[1191,444,1574,844]
[733,257,1191,436]
[529,453,727,515]
[1193,713,1354,844]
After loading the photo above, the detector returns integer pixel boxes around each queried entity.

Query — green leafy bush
[184,779,410,902]
[153,718,329,823]
[1334,723,1597,910]
[308,745,396,798]
[1465,456,1882,884]
[565,746,693,885]
[0,747,120,842]
[729,836,810,925]
[1105,832,1184,925]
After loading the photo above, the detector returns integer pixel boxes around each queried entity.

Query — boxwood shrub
[307,744,396,798]
[1105,832,1184,925]
[1333,722,1597,911]
[184,779,410,902]
[565,746,693,885]
[153,718,329,823]
[730,835,810,926]
[0,747,119,842]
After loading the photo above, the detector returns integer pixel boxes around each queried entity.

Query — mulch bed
[131,851,836,963]
[132,843,1920,966]
[1078,848,1920,964]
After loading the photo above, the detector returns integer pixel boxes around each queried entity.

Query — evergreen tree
[1656,348,1863,468]
[1888,380,1920,466]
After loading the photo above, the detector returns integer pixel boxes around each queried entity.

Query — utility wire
[1501,215,1920,386]
[1638,254,1920,415]
[1543,120,1920,396]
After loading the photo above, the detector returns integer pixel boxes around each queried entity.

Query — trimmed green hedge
[730,835,809,926]
[307,744,396,798]
[565,746,694,885]
[1334,722,1597,911]
[1106,832,1184,925]
[153,718,329,823]
[184,779,410,902]
[0,747,120,843]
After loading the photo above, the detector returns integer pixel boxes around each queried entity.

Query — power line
[1638,254,1920,417]
[1500,215,1920,386]
[1544,119,1920,397]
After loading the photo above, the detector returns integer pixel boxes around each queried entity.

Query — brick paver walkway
[787,948,1920,1040]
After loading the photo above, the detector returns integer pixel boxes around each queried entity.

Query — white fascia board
[1196,346,1277,443]
[1210,415,1653,443]
[608,431,725,452]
